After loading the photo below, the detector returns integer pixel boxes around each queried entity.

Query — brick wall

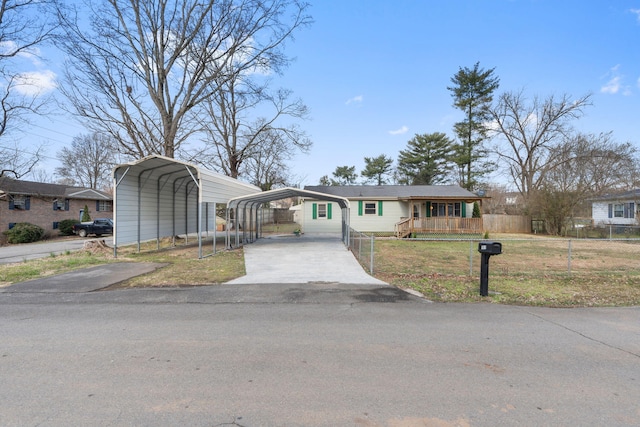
[1,196,113,236]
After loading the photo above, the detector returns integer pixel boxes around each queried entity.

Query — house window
[312,202,332,220]
[97,200,113,212]
[364,202,376,215]
[609,203,634,219]
[53,199,69,211]
[318,203,327,218]
[9,196,30,210]
[431,202,461,217]
[614,204,624,218]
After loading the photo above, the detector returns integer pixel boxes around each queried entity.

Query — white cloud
[630,8,640,23]
[345,95,363,105]
[13,70,57,96]
[600,65,632,95]
[0,41,43,66]
[388,126,408,135]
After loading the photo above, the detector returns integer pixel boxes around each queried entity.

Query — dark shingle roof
[0,178,111,200]
[303,185,481,200]
[591,189,640,201]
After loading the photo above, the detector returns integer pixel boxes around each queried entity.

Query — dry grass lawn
[372,235,640,306]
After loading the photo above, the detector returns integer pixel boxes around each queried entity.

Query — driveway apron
[226,233,387,285]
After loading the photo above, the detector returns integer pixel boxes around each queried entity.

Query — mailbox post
[478,241,502,296]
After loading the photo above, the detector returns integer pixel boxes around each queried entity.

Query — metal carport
[113,155,261,258]
[226,187,351,247]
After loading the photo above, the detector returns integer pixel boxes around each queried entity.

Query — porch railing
[395,217,483,237]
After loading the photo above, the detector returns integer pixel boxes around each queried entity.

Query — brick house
[0,178,113,236]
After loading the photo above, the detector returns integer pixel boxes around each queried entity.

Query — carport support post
[213,202,217,254]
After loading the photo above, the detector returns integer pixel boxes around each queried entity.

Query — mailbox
[478,241,502,296]
[478,241,502,255]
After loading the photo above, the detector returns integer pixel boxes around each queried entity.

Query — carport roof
[113,155,255,188]
[228,187,350,209]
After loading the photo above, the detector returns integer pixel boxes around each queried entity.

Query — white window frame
[614,203,624,218]
[317,203,327,219]
[364,202,377,215]
[98,200,113,212]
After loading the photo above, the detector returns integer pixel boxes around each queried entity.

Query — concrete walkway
[226,233,387,285]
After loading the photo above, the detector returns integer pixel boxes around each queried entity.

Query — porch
[395,217,484,238]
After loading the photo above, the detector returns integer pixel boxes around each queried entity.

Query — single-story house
[301,185,484,236]
[591,189,639,226]
[0,178,112,236]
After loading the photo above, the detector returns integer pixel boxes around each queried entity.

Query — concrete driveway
[226,233,387,285]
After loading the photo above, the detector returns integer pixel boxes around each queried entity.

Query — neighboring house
[591,189,639,226]
[0,178,113,236]
[301,185,484,236]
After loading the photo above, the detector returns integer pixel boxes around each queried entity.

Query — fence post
[568,239,572,275]
[469,240,474,276]
[370,234,374,274]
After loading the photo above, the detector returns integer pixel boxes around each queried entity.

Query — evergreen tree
[331,165,358,185]
[397,133,455,185]
[472,201,481,218]
[319,175,331,186]
[81,205,91,222]
[448,62,500,191]
[361,154,394,185]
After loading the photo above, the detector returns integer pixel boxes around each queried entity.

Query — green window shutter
[378,201,383,216]
[327,203,332,220]
[461,202,466,218]
[312,203,317,220]
[358,200,363,216]
[426,202,431,218]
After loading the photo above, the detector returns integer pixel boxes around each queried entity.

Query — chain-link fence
[348,228,374,274]
[372,237,640,278]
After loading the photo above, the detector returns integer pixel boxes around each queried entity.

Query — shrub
[81,204,91,222]
[4,222,45,244]
[59,219,79,236]
[472,201,482,218]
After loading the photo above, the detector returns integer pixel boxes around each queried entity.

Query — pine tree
[81,204,91,222]
[448,62,500,191]
[361,154,394,185]
[397,133,455,185]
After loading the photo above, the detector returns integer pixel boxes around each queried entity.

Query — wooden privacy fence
[482,214,531,233]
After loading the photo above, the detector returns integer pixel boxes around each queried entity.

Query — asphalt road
[1,285,638,426]
[0,237,104,264]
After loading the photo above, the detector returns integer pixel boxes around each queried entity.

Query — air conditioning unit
[55,200,65,210]
[13,198,25,209]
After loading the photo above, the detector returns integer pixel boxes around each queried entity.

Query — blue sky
[17,1,640,187]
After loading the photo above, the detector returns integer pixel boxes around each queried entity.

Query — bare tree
[533,132,638,234]
[244,128,297,190]
[0,0,57,177]
[194,60,312,179]
[489,90,592,209]
[56,0,311,160]
[0,141,46,178]
[55,132,119,190]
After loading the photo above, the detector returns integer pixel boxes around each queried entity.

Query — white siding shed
[113,156,260,257]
